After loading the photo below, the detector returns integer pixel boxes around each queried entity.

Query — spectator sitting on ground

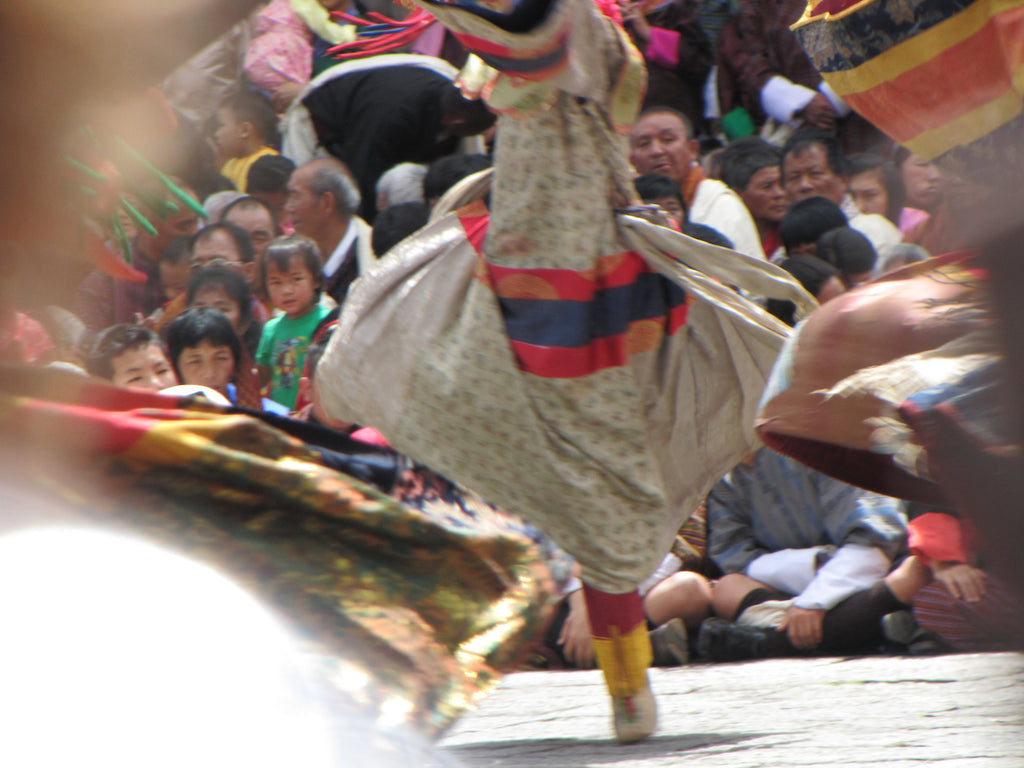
[166,306,288,414]
[634,173,686,227]
[423,154,493,209]
[86,324,177,392]
[375,163,428,213]
[816,226,876,289]
[698,447,930,662]
[904,503,1024,653]
[847,153,928,236]
[284,158,374,307]
[781,128,902,258]
[629,108,765,259]
[548,508,716,670]
[777,196,847,260]
[371,203,430,257]
[213,91,280,192]
[718,137,788,258]
[247,154,297,227]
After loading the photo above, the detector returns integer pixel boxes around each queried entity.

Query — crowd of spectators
[4,0,1015,666]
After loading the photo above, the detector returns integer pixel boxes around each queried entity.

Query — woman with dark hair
[166,306,288,414]
[892,146,944,214]
[848,153,928,234]
[186,265,261,357]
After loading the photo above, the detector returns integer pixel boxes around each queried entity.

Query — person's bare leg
[712,573,775,620]
[644,571,713,629]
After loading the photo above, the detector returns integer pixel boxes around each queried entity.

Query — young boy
[256,236,331,409]
[214,91,280,193]
[86,324,178,391]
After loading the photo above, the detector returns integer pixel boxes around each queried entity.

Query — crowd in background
[1,0,1015,665]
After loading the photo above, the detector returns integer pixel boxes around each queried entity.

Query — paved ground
[439,653,1024,767]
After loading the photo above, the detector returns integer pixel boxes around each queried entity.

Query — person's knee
[712,573,762,620]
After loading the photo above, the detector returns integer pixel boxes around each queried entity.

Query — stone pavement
[440,653,1024,767]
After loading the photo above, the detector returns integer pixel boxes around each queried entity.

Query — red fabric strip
[583,584,646,639]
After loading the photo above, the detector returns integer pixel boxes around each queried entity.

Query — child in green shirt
[256,236,331,409]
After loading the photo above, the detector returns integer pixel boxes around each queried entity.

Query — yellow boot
[584,585,657,743]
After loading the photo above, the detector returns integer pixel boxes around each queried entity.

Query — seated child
[166,307,289,415]
[213,91,280,192]
[256,235,331,410]
[86,324,178,391]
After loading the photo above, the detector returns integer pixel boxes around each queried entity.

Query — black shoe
[881,610,951,656]
[697,617,774,662]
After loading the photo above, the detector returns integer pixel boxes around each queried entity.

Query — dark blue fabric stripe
[474,44,568,75]
[498,272,687,347]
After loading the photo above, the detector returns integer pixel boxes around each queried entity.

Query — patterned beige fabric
[318,0,814,592]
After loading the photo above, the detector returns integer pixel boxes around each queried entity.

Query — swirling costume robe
[317,0,814,722]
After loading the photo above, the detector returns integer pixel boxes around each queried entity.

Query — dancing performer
[317,0,814,742]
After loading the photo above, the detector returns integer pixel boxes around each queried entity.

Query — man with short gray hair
[284,158,374,306]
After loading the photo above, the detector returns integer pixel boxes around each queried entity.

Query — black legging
[736,582,907,656]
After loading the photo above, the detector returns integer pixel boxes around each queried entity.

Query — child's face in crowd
[191,284,244,334]
[649,195,684,225]
[265,256,317,319]
[176,341,235,397]
[111,343,177,391]
[213,107,247,160]
[159,260,190,303]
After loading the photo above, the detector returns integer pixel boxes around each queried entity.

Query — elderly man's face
[783,144,846,205]
[284,166,328,239]
[629,112,698,188]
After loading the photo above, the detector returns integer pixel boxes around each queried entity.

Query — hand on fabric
[779,605,825,649]
[798,94,838,131]
[934,561,987,602]
[558,589,596,668]
[619,1,652,45]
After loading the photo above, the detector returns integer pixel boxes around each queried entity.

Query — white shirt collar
[322,218,359,278]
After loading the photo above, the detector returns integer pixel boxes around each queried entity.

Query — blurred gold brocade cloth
[0,365,553,738]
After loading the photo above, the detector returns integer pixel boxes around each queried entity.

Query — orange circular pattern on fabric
[496,274,560,300]
[626,319,664,356]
